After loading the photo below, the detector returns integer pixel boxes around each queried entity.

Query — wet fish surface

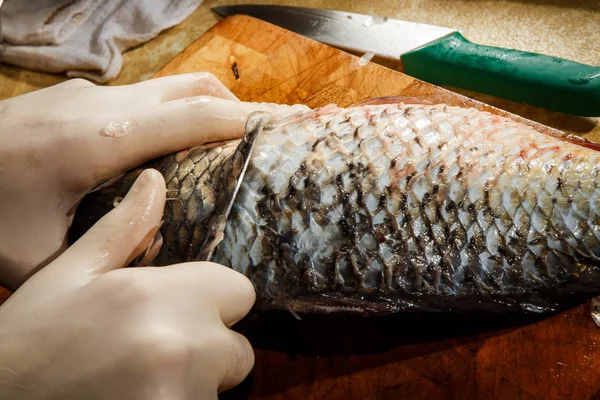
[71,99,600,315]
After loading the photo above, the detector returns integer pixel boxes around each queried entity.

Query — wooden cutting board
[2,14,600,400]
[155,16,600,400]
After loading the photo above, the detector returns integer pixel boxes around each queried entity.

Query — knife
[212,4,600,117]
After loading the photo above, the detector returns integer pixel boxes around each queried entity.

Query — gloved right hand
[0,169,256,400]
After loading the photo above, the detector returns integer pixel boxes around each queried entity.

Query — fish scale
[70,100,600,315]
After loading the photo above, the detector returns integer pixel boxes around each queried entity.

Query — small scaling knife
[212,4,600,117]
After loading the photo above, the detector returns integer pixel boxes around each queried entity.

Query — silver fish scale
[211,103,600,312]
[158,142,240,264]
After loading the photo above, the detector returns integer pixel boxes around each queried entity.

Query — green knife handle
[401,32,600,116]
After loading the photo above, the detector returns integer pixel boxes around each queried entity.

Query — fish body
[71,100,600,315]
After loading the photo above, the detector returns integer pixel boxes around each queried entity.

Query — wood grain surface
[152,16,564,139]
[1,5,600,400]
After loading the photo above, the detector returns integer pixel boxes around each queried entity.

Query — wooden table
[1,1,600,399]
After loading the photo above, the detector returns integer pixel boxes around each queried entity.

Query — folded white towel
[0,0,202,83]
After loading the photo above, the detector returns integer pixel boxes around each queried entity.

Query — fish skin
[71,101,600,315]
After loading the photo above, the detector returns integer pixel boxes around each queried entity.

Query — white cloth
[0,0,202,83]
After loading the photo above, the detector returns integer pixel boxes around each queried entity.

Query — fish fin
[68,168,145,245]
[286,306,303,321]
[278,103,340,126]
[563,134,600,152]
[591,297,600,328]
[352,96,434,107]
[194,138,239,149]
[88,173,125,193]
[132,228,164,267]
[195,111,277,261]
[278,294,403,317]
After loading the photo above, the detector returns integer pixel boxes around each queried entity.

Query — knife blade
[212,4,600,117]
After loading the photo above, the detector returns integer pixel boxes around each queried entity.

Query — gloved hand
[0,73,307,290]
[0,169,256,399]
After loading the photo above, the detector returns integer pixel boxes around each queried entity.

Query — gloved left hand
[0,72,307,290]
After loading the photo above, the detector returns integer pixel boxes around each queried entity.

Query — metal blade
[212,5,456,59]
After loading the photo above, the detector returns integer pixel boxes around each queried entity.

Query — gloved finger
[87,97,309,178]
[46,169,166,283]
[216,329,255,393]
[158,262,256,328]
[121,72,239,104]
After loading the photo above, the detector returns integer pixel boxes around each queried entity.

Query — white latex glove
[0,73,308,290]
[0,169,256,399]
